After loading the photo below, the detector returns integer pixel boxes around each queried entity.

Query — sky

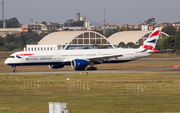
[2,0,180,25]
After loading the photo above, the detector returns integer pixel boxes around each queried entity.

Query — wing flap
[88,54,123,61]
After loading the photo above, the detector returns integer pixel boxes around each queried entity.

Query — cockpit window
[9,56,15,58]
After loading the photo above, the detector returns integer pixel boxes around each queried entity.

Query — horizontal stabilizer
[149,49,173,53]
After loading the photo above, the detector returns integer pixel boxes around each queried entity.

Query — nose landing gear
[12,66,17,73]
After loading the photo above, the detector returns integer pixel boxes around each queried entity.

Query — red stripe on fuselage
[16,54,34,56]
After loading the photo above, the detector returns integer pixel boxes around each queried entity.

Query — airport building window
[90,32,95,38]
[78,39,83,44]
[84,39,89,44]
[72,39,77,44]
[90,39,95,44]
[102,39,107,44]
[84,32,89,38]
[96,34,101,38]
[78,34,83,38]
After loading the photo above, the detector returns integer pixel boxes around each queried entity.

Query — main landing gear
[87,62,97,70]
[12,66,17,73]
[86,66,97,70]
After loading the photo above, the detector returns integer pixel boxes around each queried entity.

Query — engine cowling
[48,64,64,69]
[71,59,88,70]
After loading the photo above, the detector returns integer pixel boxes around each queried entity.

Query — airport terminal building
[24,30,169,51]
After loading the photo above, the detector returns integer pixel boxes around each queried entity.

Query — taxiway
[0,67,179,75]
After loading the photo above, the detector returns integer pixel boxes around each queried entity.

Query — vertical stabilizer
[139,27,162,51]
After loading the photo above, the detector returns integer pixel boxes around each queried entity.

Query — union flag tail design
[139,27,162,51]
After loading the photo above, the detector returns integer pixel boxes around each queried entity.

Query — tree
[117,42,126,48]
[64,19,75,27]
[0,17,20,28]
[163,36,175,49]
[126,42,135,48]
[83,47,91,49]
[0,37,4,46]
[97,45,108,49]
[155,35,175,51]
[147,18,155,24]
[64,19,84,27]
[6,17,20,28]
[162,26,176,36]
[42,21,47,25]
[174,31,180,53]
[105,28,119,38]
[175,49,180,55]
[25,32,43,44]
[5,34,16,43]
[155,38,164,50]
[76,20,83,26]
[16,34,26,49]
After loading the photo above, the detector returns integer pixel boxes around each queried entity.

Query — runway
[0,67,180,75]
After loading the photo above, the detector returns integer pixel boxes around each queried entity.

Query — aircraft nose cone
[4,59,9,64]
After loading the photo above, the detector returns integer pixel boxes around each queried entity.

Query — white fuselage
[4,48,152,66]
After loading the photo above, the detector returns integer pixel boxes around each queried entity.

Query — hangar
[25,30,169,51]
[108,31,169,47]
[25,31,114,51]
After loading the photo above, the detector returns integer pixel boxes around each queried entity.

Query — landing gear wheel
[87,67,97,70]
[75,68,85,71]
[13,69,17,73]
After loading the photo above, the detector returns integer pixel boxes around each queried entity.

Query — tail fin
[138,27,162,51]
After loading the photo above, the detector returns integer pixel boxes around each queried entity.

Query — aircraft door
[135,52,138,58]
[57,53,61,60]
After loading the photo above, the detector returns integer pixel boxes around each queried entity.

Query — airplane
[5,27,163,72]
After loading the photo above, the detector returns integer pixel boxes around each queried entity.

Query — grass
[0,73,180,112]
[1,52,180,112]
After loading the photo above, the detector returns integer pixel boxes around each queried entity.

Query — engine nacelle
[71,59,88,70]
[48,64,64,69]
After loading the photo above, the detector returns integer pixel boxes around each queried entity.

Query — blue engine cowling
[48,64,64,69]
[71,59,88,70]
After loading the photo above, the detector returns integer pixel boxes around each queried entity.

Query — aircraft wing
[87,54,123,61]
[63,54,123,62]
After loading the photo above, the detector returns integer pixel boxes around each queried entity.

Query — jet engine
[48,64,64,69]
[71,59,88,70]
